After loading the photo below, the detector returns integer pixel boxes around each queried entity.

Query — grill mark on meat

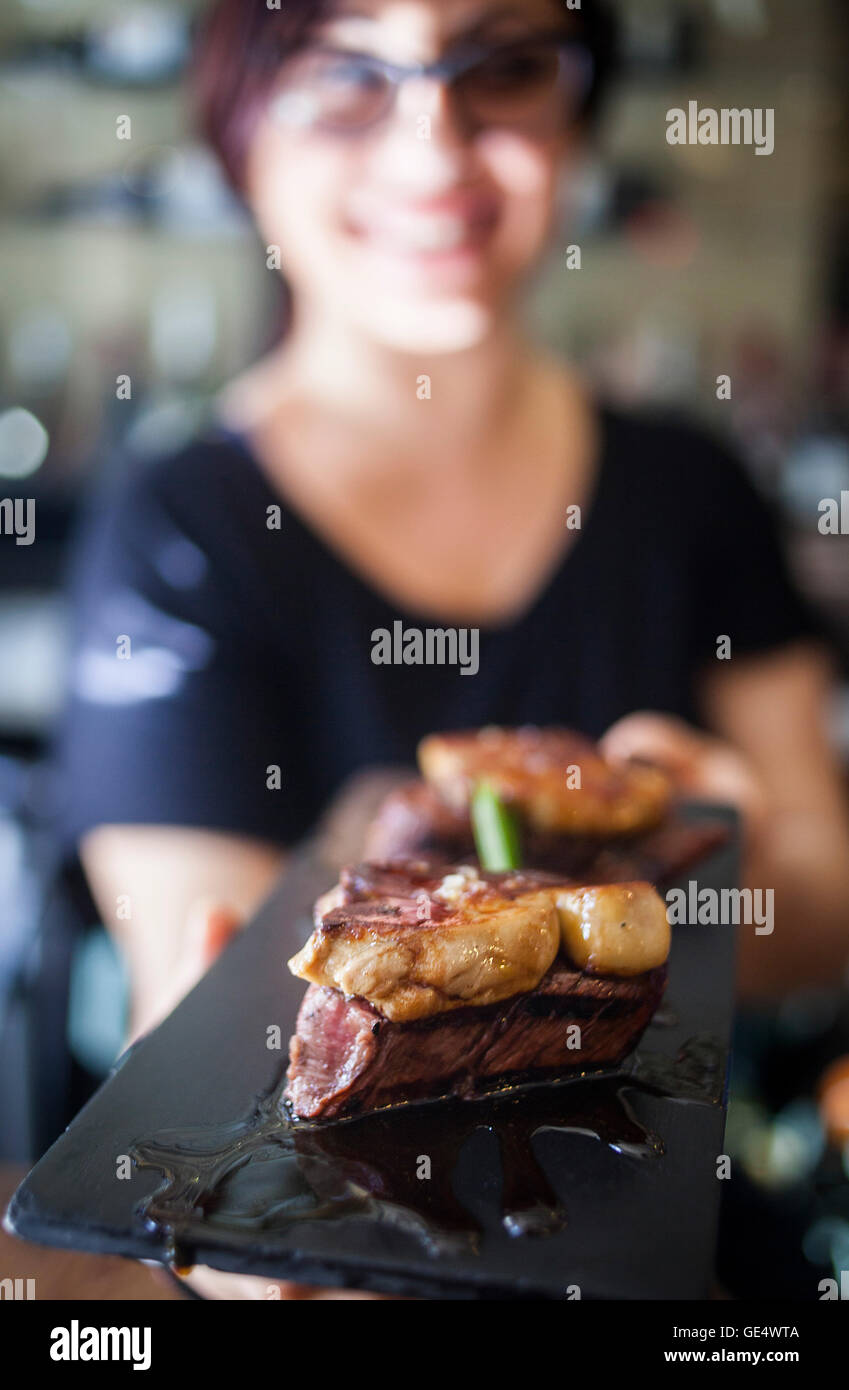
[319,897,451,937]
[336,861,565,905]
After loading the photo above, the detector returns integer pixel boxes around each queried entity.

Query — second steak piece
[285,959,667,1121]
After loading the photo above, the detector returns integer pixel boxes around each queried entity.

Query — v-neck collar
[217,402,616,637]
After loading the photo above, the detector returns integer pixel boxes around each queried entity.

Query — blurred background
[1,0,848,1298]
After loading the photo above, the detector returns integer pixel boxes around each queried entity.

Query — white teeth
[359,215,482,254]
[401,218,468,251]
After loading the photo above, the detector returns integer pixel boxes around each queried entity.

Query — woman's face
[244,0,584,353]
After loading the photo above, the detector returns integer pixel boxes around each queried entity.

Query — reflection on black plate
[132,1032,725,1264]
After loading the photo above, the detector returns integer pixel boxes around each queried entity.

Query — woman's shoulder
[81,423,289,566]
[107,423,268,516]
[70,424,300,615]
[601,402,744,479]
[598,402,769,528]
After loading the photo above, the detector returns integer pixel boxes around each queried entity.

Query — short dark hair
[193,0,618,195]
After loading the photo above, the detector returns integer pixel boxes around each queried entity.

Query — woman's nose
[368,77,473,192]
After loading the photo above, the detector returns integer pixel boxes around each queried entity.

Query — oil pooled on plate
[130,1034,721,1263]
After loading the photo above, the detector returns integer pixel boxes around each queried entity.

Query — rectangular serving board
[7,805,738,1299]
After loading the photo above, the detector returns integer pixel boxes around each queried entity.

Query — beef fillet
[285,958,667,1121]
[364,779,729,884]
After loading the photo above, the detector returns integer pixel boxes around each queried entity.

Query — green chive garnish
[471,782,522,872]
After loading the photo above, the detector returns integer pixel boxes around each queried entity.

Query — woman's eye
[474,49,553,91]
[319,56,382,90]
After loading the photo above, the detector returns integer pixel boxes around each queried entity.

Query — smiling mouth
[347,204,500,258]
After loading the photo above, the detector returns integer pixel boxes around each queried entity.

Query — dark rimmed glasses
[270,31,594,138]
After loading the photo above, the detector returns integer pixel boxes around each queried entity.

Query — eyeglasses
[270,31,594,138]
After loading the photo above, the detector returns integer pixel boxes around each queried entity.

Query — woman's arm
[80,825,287,1042]
[81,827,392,1301]
[603,643,849,1000]
[702,642,849,996]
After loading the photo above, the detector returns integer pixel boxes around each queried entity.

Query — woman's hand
[601,661,849,1000]
[165,901,388,1301]
[600,710,768,856]
[177,1267,385,1301]
[157,898,244,1027]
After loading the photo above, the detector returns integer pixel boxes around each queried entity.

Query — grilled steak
[364,780,476,862]
[286,860,671,1120]
[362,725,729,882]
[365,779,729,883]
[285,959,667,1121]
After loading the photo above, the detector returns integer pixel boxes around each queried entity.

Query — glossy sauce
[130,1030,722,1261]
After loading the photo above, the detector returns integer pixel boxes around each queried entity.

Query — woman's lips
[345,195,500,266]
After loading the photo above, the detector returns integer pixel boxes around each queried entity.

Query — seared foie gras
[418,726,671,836]
[289,867,561,1023]
[553,882,670,976]
[290,862,669,1021]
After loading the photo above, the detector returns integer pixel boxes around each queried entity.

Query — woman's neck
[218,308,597,624]
[220,307,564,478]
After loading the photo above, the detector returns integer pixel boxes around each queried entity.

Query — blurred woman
[59,2,849,1085]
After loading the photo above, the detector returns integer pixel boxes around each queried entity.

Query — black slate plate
[6,806,739,1299]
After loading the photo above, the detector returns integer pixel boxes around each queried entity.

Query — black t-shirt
[54,405,820,849]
